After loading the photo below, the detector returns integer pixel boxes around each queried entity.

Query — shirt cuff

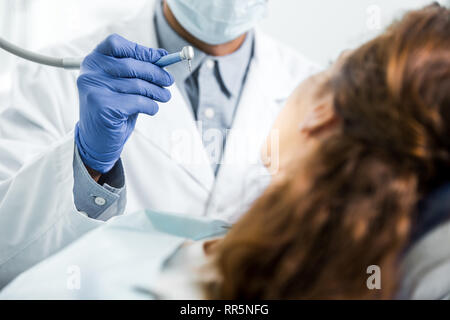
[73,144,125,220]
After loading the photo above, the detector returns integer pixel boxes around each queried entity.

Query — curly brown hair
[208,4,450,299]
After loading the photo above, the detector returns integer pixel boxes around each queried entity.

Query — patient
[2,4,449,299]
[211,4,450,299]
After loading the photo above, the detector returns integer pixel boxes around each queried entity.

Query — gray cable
[0,36,82,69]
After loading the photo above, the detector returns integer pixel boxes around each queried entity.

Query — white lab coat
[0,136,226,298]
[0,136,102,287]
[0,208,211,299]
[0,0,319,285]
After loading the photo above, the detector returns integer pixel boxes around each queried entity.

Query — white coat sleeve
[0,136,102,288]
[0,59,126,219]
[0,62,79,178]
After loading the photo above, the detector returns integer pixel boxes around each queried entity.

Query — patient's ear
[203,239,221,256]
[299,101,337,136]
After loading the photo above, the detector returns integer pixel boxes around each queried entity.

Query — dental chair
[411,183,450,244]
[399,182,450,300]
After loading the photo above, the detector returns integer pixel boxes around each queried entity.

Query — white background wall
[263,0,448,65]
[0,0,448,107]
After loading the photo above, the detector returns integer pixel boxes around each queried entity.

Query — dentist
[0,0,318,285]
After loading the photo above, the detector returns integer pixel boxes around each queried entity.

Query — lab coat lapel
[134,85,215,192]
[207,31,289,221]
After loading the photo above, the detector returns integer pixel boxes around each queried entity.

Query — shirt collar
[154,0,253,97]
[215,32,254,97]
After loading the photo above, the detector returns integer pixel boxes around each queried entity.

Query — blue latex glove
[75,34,174,174]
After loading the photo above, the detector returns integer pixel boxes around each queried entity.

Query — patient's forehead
[293,49,352,107]
[291,71,332,106]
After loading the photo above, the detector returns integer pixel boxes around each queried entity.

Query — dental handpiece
[0,36,194,71]
[155,46,195,72]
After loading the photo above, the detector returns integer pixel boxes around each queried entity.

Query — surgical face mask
[166,0,268,45]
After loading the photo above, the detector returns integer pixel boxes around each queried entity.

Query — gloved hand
[75,33,174,174]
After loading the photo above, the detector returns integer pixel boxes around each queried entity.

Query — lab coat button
[204,108,215,119]
[94,197,106,206]
[205,59,215,69]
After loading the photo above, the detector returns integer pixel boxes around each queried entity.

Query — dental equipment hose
[0,36,82,69]
[0,36,194,70]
